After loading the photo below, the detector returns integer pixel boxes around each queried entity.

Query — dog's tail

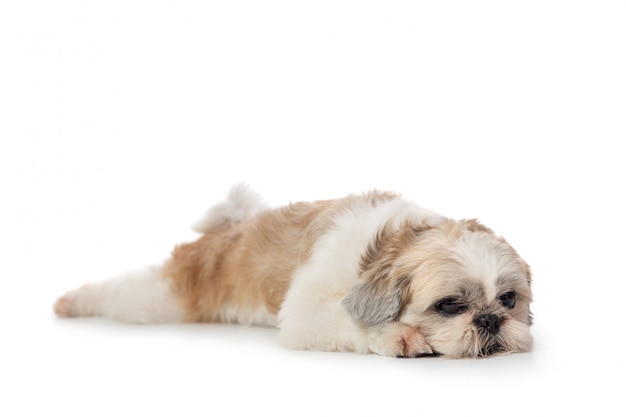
[191,183,269,233]
[53,183,268,323]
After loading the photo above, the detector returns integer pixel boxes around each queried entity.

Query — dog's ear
[342,223,426,327]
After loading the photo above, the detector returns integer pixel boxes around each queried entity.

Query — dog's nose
[474,313,501,334]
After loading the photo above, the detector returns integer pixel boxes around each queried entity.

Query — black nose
[474,314,501,334]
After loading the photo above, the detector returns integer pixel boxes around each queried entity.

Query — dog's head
[343,219,533,358]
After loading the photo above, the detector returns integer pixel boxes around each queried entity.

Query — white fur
[56,183,268,323]
[218,302,277,327]
[277,197,444,354]
[55,265,184,324]
[452,232,524,301]
[191,183,268,233]
[55,185,530,358]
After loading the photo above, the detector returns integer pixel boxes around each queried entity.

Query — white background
[1,0,625,415]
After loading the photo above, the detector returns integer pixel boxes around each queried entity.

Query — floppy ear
[342,223,425,327]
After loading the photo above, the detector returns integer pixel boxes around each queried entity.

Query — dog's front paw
[369,322,433,358]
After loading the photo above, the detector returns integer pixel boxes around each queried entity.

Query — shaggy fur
[54,184,533,358]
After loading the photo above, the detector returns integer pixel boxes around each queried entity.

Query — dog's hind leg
[53,264,185,324]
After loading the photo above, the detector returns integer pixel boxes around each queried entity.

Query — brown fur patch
[342,222,434,327]
[463,219,494,234]
[164,190,401,322]
[359,221,430,295]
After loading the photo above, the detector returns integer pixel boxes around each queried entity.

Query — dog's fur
[54,184,533,358]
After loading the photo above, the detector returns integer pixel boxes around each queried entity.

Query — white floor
[2,1,624,415]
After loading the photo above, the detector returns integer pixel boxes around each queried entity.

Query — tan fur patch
[164,191,400,322]
[359,221,429,297]
[463,218,494,234]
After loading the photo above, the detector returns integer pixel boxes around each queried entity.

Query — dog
[54,184,533,358]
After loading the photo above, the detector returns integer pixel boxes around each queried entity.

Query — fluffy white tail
[53,183,268,323]
[191,183,268,233]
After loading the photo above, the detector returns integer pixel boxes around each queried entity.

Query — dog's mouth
[424,316,533,359]
[432,344,503,358]
[477,331,505,357]
[468,324,510,357]
[452,329,509,358]
[477,342,505,357]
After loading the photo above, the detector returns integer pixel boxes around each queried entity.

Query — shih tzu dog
[54,184,533,358]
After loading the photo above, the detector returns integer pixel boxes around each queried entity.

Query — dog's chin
[420,318,533,359]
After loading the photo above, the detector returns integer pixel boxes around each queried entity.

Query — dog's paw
[369,322,433,358]
[53,291,78,318]
[397,326,433,358]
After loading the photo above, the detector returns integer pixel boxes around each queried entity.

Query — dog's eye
[499,292,516,309]
[435,298,468,316]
